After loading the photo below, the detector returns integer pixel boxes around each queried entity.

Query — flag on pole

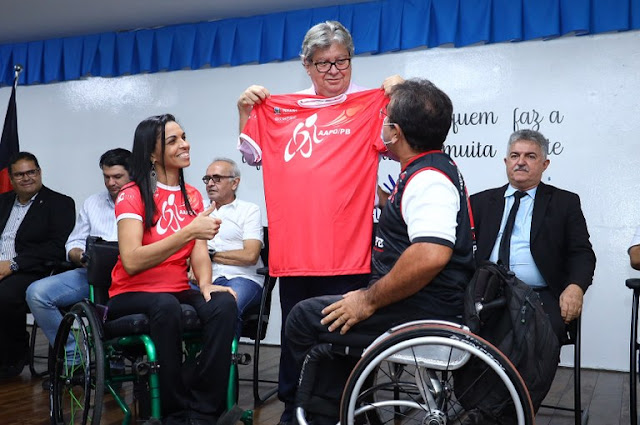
[0,67,21,193]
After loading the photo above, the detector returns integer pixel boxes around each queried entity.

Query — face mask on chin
[380,127,400,161]
[380,127,393,147]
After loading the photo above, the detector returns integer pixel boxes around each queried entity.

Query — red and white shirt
[239,89,389,276]
[109,182,204,297]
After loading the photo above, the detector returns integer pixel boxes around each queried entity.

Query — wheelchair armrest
[44,260,76,274]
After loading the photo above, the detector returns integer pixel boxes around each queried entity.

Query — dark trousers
[277,275,369,422]
[536,287,566,344]
[285,294,461,424]
[107,290,237,418]
[0,271,48,366]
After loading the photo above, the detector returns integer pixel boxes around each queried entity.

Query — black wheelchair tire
[51,301,105,425]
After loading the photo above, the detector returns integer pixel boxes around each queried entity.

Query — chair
[27,314,50,377]
[27,260,76,377]
[236,226,279,407]
[49,237,252,425]
[626,278,640,424]
[538,317,589,425]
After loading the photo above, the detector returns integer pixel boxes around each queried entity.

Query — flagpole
[0,64,22,193]
[13,64,23,89]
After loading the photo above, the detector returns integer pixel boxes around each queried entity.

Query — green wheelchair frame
[49,240,253,425]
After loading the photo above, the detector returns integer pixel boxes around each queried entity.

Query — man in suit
[471,129,596,345]
[0,152,75,379]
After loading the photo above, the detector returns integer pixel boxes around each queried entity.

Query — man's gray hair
[507,129,550,160]
[300,21,355,64]
[211,157,241,178]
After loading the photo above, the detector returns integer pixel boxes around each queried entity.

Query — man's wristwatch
[9,259,19,272]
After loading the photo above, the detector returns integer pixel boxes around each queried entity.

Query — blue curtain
[1,0,639,86]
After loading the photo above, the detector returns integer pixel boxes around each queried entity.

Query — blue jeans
[25,268,89,358]
[214,276,262,337]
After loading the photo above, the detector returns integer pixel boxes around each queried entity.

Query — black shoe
[163,411,187,425]
[188,419,215,425]
[278,407,293,425]
[0,357,26,380]
[460,408,498,425]
[41,377,51,391]
[187,410,217,425]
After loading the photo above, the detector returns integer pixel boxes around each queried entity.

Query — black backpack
[454,261,560,421]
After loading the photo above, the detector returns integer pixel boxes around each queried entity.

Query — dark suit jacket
[470,182,596,300]
[0,185,75,273]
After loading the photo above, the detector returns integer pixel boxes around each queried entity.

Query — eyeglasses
[202,175,236,184]
[312,58,351,73]
[379,108,396,127]
[11,168,40,180]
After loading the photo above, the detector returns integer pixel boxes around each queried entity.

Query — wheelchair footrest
[219,405,247,425]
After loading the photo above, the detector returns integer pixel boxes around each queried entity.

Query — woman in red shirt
[108,114,237,425]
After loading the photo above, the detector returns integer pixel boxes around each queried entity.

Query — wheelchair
[48,237,252,425]
[295,320,535,425]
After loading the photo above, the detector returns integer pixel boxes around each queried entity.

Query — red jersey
[240,89,389,276]
[109,182,204,297]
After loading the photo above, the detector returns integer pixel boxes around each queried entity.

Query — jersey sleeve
[401,170,461,247]
[65,198,92,257]
[371,90,390,154]
[238,107,263,166]
[115,185,144,223]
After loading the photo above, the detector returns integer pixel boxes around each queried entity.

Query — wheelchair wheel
[51,302,105,425]
[340,322,535,425]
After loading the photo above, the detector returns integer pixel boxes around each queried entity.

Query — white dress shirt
[65,190,118,261]
[489,185,547,288]
[0,194,37,260]
[208,198,264,286]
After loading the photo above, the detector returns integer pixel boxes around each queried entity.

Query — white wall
[1,30,639,371]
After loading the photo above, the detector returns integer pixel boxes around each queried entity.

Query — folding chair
[539,317,589,425]
[237,226,279,407]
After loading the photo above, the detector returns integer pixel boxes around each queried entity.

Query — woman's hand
[200,283,238,302]
[187,204,221,241]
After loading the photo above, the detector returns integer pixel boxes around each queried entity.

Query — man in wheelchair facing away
[285,79,476,425]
